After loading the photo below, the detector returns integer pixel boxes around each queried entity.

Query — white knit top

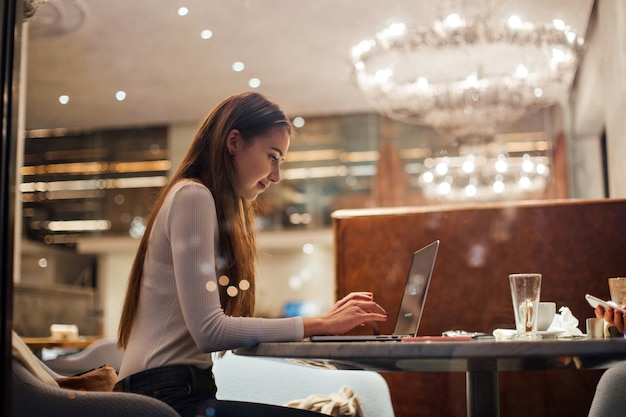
[118,180,304,380]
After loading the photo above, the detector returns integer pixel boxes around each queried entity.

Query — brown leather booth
[332,198,626,417]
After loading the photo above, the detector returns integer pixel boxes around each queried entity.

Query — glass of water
[509,273,542,340]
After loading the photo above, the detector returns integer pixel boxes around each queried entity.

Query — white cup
[537,302,556,331]
[586,317,605,339]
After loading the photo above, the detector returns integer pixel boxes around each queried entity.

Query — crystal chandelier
[349,2,584,202]
[418,151,551,203]
[348,5,585,143]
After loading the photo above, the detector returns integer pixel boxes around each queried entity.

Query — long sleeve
[118,180,303,380]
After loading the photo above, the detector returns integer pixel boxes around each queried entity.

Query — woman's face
[228,126,290,201]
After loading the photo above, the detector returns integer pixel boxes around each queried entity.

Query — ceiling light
[47,219,111,232]
[177,7,189,16]
[493,179,505,193]
[292,116,305,128]
[435,160,448,175]
[465,183,477,197]
[115,90,127,101]
[25,0,86,37]
[462,156,475,173]
[438,182,451,195]
[494,156,508,173]
[248,78,261,88]
[232,61,245,72]
[200,29,213,40]
[349,3,584,144]
[58,95,70,105]
[518,176,531,189]
[419,153,550,203]
[553,19,565,30]
[537,164,547,174]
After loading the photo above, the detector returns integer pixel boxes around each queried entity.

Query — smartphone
[585,294,626,313]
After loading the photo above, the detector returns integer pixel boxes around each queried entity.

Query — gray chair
[43,338,124,375]
[213,351,396,417]
[11,358,179,417]
[587,361,626,417]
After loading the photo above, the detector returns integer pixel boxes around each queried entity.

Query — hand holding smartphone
[585,294,626,314]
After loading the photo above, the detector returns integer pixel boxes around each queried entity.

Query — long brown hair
[118,92,292,348]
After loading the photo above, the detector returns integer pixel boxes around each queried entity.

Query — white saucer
[495,329,564,339]
[537,330,564,338]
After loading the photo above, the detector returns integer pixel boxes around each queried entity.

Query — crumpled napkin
[493,306,583,340]
[285,385,363,417]
[546,306,584,337]
[492,328,517,340]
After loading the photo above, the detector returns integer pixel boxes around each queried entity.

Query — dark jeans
[114,364,322,417]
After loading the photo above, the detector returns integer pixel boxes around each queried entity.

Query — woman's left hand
[303,292,388,337]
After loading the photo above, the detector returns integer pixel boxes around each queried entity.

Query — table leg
[466,359,499,417]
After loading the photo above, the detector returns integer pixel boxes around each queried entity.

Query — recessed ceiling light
[177,7,189,16]
[248,78,261,88]
[293,116,305,128]
[200,29,213,39]
[115,91,127,101]
[232,61,245,72]
[58,95,70,104]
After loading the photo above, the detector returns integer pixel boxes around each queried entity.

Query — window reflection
[21,108,561,245]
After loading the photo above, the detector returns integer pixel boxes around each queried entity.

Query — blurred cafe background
[6,0,626,416]
[8,0,625,380]
[13,0,622,339]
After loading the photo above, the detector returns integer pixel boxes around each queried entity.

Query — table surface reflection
[236,337,626,371]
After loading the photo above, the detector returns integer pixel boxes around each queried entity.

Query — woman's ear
[226,129,240,155]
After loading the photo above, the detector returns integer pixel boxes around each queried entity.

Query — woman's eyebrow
[270,146,284,157]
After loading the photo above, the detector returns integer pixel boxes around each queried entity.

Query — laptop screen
[392,240,439,336]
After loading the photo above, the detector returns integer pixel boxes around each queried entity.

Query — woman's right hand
[303,292,388,338]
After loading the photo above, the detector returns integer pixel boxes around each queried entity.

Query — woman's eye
[270,155,279,162]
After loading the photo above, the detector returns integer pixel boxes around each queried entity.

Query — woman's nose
[269,165,280,183]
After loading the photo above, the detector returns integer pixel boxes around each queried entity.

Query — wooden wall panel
[333,199,626,417]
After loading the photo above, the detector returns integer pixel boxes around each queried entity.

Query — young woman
[115,92,388,417]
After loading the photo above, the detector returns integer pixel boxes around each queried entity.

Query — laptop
[310,240,439,342]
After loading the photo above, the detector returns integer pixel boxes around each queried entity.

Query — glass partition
[14,0,608,330]
[20,108,562,243]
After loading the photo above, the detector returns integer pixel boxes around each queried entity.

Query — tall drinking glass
[509,273,542,340]
[608,277,626,304]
